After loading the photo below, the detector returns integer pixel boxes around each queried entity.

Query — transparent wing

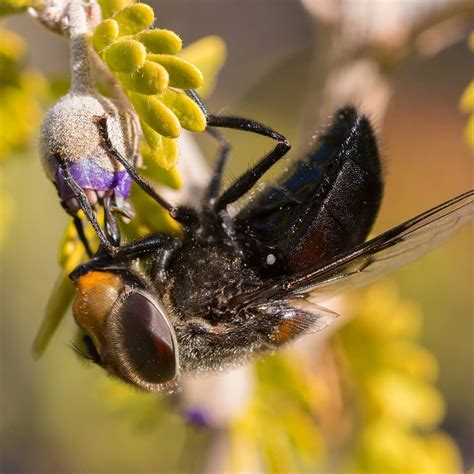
[286,298,340,332]
[253,297,339,346]
[256,190,473,303]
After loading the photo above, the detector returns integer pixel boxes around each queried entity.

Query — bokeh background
[1,0,473,472]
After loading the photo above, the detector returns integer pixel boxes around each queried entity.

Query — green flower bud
[116,61,168,95]
[113,3,155,36]
[103,39,147,72]
[148,54,203,89]
[136,29,182,55]
[146,163,182,190]
[130,92,181,138]
[180,35,226,97]
[98,0,134,19]
[160,89,206,132]
[141,138,179,171]
[140,119,162,150]
[92,19,119,53]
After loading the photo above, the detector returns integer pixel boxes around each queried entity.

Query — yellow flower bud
[460,80,474,112]
[116,61,169,95]
[141,138,179,171]
[145,163,182,190]
[136,29,182,55]
[98,0,133,19]
[465,114,474,150]
[103,39,147,72]
[113,3,155,36]
[148,54,203,89]
[130,92,181,138]
[140,119,163,151]
[180,35,226,97]
[160,89,206,132]
[92,19,119,52]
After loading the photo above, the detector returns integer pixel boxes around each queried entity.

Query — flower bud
[130,92,181,138]
[141,138,179,171]
[92,19,119,52]
[160,89,206,132]
[140,119,162,150]
[137,29,182,55]
[113,3,155,36]
[116,61,169,95]
[98,0,134,19]
[148,54,203,89]
[104,39,147,72]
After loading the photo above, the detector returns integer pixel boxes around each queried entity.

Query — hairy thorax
[166,241,262,324]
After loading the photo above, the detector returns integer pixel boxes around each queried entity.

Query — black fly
[68,102,473,392]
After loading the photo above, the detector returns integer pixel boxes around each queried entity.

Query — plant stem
[68,0,94,94]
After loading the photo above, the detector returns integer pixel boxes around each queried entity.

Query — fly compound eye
[73,271,125,351]
[108,291,179,391]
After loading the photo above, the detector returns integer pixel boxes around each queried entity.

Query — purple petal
[55,157,132,201]
[113,170,132,198]
[183,408,212,428]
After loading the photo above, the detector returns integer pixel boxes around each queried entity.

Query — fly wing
[249,190,473,303]
[235,107,383,276]
[252,297,340,347]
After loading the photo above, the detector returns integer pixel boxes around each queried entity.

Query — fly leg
[103,194,121,247]
[96,116,199,228]
[69,234,175,280]
[151,238,182,283]
[185,90,291,209]
[56,153,117,256]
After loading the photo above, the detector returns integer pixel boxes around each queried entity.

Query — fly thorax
[169,245,260,323]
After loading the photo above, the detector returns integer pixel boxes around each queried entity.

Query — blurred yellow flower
[0,27,46,159]
[460,32,474,151]
[338,281,462,473]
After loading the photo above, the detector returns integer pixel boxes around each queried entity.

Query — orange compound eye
[73,271,125,349]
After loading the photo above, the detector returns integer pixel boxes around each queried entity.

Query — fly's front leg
[70,234,175,280]
[55,153,117,256]
[103,194,121,247]
[96,116,199,228]
[151,238,182,283]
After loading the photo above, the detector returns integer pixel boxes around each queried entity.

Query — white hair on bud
[40,94,139,178]
[38,1,140,184]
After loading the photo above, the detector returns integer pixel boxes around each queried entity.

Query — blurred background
[1,0,473,472]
